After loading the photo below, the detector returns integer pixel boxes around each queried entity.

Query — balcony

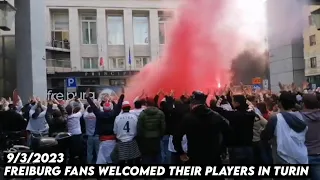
[46,59,72,74]
[305,67,320,76]
[46,40,70,52]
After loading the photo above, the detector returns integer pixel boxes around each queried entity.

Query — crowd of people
[0,82,319,179]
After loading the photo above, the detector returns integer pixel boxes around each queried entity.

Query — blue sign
[66,77,77,88]
[253,84,261,90]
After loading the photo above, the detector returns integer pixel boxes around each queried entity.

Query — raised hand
[47,99,53,106]
[157,89,164,96]
[52,98,60,105]
[302,81,309,90]
[85,88,90,98]
[170,90,175,97]
[278,82,285,91]
[291,82,297,92]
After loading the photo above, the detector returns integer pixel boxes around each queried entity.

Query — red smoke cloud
[125,0,244,100]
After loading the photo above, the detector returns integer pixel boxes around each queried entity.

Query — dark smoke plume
[230,49,269,85]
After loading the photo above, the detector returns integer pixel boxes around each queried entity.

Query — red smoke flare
[125,0,241,101]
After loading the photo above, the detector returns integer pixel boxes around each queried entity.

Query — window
[109,57,125,69]
[159,16,170,44]
[52,13,69,31]
[51,13,69,48]
[310,35,316,46]
[81,15,97,44]
[311,57,317,68]
[110,79,126,86]
[107,16,124,45]
[82,57,98,69]
[135,57,150,68]
[133,16,149,45]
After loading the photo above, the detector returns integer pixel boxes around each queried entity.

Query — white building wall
[45,0,179,71]
[69,8,81,70]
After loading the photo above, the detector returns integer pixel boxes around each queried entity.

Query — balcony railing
[46,59,72,73]
[46,40,70,52]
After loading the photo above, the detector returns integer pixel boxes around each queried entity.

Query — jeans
[161,135,171,164]
[309,155,320,180]
[87,135,100,164]
[229,146,254,164]
[260,141,273,164]
[252,141,273,164]
[141,154,161,164]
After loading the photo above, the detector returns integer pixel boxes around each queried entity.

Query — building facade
[304,5,320,86]
[45,0,179,91]
[0,0,179,99]
[266,0,305,92]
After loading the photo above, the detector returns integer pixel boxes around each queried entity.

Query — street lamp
[0,0,15,31]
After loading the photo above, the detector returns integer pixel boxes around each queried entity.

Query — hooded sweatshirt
[301,110,320,155]
[261,111,308,164]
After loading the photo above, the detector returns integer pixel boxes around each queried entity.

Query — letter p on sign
[66,77,77,88]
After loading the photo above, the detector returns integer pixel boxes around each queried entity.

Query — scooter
[31,132,72,162]
[1,132,72,180]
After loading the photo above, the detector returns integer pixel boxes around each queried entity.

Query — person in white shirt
[65,99,85,164]
[114,101,138,142]
[113,101,140,164]
[129,100,145,117]
[27,100,49,146]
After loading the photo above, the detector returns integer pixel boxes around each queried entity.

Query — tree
[230,49,269,85]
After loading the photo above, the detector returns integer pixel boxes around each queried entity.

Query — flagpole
[129,47,132,71]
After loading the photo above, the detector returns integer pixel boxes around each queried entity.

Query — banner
[2,153,310,178]
[3,165,310,178]
[47,86,124,101]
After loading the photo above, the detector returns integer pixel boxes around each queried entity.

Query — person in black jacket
[45,99,68,136]
[173,91,230,166]
[213,92,256,164]
[0,105,27,132]
[0,105,27,149]
[85,88,124,164]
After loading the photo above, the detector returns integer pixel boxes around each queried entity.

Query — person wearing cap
[85,88,124,164]
[112,101,140,164]
[173,91,230,166]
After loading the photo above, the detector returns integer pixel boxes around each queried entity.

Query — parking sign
[66,77,77,88]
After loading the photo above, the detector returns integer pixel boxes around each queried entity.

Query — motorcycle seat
[54,132,72,140]
[33,137,58,149]
[12,145,30,150]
